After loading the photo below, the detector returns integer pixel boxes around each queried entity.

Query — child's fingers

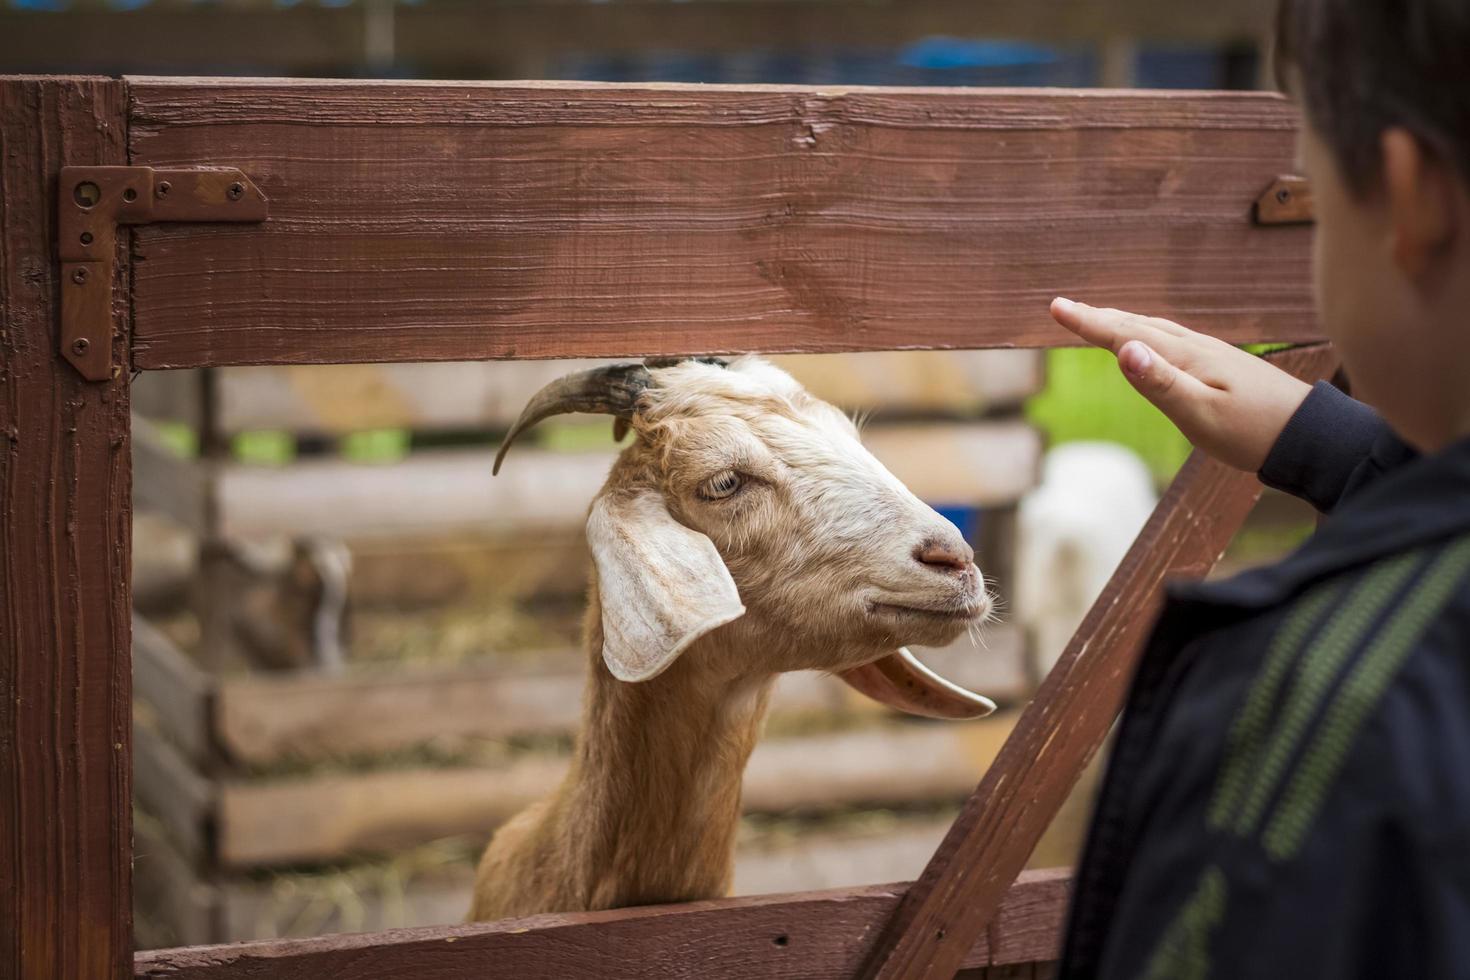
[1116,340,1214,423]
[1050,298,1185,353]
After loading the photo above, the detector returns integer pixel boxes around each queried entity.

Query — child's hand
[1049,298,1313,472]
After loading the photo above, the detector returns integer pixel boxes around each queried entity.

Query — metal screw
[227,182,245,201]
[122,187,138,203]
[1276,187,1291,204]
[71,268,89,284]
[71,338,90,355]
[79,231,93,245]
[73,181,101,208]
[156,181,171,199]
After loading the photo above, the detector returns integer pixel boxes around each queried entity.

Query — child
[1050,0,1470,976]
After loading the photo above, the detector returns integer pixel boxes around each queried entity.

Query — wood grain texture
[126,81,1319,368]
[134,869,1070,979]
[0,77,133,980]
[860,342,1341,980]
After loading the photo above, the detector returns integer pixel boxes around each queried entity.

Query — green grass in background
[153,421,198,458]
[1025,347,1191,485]
[342,429,411,463]
[233,430,297,466]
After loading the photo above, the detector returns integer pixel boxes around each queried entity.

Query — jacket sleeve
[1257,381,1417,514]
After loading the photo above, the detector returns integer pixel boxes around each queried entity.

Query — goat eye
[700,470,744,500]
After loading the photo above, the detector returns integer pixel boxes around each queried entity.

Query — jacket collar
[1173,432,1470,609]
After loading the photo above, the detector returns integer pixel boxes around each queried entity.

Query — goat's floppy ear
[840,648,996,719]
[587,491,745,682]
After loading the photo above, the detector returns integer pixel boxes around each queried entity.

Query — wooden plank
[134,723,215,866]
[156,350,1042,436]
[131,369,202,434]
[214,421,1038,539]
[214,627,1025,766]
[134,869,1070,979]
[133,615,214,766]
[3,1,1277,77]
[0,76,133,980]
[775,350,1045,419]
[193,814,1011,944]
[859,343,1341,980]
[127,82,1318,369]
[134,814,219,949]
[134,512,199,607]
[865,423,1040,507]
[218,447,616,540]
[132,415,206,535]
[216,719,1019,868]
[200,815,958,942]
[344,530,595,606]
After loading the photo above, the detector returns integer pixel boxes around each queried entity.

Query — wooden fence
[1,75,1333,979]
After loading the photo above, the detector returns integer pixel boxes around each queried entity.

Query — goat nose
[914,537,973,574]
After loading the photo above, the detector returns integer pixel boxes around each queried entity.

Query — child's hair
[1275,0,1470,196]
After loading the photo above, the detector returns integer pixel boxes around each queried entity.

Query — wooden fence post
[860,344,1339,980]
[0,76,133,980]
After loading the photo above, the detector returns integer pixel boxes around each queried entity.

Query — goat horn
[839,648,997,720]
[493,363,652,475]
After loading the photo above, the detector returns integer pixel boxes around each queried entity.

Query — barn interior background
[4,0,1316,949]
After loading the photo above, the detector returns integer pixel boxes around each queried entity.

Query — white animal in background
[1016,441,1157,682]
[471,356,996,921]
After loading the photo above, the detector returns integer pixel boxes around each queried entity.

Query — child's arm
[1048,298,1312,471]
[1048,298,1414,513]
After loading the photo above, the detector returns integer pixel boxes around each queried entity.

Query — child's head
[1277,0,1470,449]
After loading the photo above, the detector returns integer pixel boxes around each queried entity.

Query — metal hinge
[1253,175,1314,226]
[58,166,268,381]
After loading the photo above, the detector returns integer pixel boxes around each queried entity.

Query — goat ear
[586,491,745,682]
[840,648,996,719]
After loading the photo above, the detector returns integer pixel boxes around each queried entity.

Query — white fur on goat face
[598,357,990,678]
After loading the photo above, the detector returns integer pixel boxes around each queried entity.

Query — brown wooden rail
[126,79,1315,368]
[3,75,1327,979]
[133,871,1070,979]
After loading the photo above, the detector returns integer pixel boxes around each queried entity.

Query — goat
[470,357,996,921]
[1016,441,1157,683]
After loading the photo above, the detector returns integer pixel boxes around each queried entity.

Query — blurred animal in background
[1016,442,1157,685]
[207,536,353,673]
[471,356,997,921]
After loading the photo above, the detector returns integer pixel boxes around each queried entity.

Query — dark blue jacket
[1060,382,1470,979]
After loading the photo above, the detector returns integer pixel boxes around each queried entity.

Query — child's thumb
[1117,340,1189,413]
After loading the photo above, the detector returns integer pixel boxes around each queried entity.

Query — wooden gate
[0,75,1334,979]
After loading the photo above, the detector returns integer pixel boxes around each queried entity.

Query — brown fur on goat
[470,357,993,920]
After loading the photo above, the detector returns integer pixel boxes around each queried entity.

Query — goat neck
[469,593,772,920]
[576,614,772,906]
